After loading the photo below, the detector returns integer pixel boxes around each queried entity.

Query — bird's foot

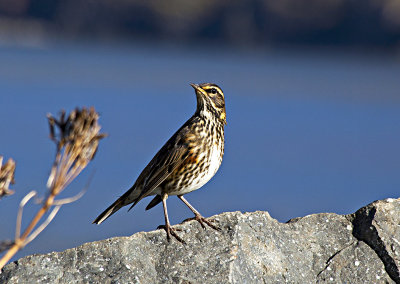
[157,224,185,244]
[184,214,220,231]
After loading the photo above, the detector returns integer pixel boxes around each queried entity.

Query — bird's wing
[141,144,188,195]
[128,130,191,209]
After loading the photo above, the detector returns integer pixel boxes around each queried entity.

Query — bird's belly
[166,145,222,196]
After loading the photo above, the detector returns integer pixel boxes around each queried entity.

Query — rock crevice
[347,201,400,283]
[316,240,357,278]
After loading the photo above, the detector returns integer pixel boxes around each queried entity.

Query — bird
[93,83,226,243]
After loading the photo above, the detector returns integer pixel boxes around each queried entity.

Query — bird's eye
[210,88,217,94]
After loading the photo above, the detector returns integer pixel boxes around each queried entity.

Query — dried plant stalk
[0,156,16,199]
[0,107,106,269]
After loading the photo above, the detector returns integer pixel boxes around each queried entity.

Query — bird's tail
[93,198,124,225]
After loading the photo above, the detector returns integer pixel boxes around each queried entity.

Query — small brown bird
[93,83,226,242]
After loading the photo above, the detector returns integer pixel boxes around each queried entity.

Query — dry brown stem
[0,107,106,269]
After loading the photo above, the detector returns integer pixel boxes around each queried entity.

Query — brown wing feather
[127,125,192,210]
[138,145,187,197]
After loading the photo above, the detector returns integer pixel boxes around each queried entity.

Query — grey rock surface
[1,198,400,283]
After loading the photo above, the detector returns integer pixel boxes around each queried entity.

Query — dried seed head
[47,107,106,194]
[0,156,16,199]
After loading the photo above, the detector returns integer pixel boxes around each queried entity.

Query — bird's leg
[160,193,185,243]
[178,195,220,231]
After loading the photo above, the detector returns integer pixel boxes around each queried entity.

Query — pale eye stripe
[202,86,224,97]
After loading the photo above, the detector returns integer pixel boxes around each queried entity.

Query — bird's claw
[157,225,185,244]
[182,215,220,230]
[194,215,220,231]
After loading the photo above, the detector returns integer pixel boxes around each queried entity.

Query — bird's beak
[190,83,207,96]
[190,83,200,91]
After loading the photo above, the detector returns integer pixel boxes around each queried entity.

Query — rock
[1,198,400,283]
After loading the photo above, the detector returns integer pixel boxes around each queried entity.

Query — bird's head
[190,83,226,125]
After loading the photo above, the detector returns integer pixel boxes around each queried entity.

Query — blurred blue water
[0,43,399,261]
